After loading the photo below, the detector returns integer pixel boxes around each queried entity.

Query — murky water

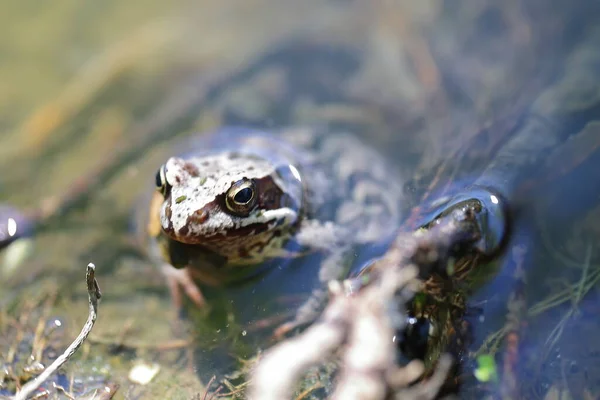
[1,1,600,398]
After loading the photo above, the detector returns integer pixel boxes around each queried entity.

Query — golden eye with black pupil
[225,179,257,215]
[155,165,169,196]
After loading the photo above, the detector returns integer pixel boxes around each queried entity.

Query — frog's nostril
[190,209,209,225]
[182,161,200,178]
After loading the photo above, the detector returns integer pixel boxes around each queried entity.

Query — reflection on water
[0,205,33,250]
[0,0,600,398]
[418,186,509,258]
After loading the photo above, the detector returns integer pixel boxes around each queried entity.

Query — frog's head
[154,153,303,263]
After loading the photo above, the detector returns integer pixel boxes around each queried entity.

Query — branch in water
[249,206,483,400]
[13,263,102,400]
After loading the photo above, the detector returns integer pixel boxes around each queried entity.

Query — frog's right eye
[155,165,169,195]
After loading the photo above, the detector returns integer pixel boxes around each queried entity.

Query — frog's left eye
[225,179,257,216]
[155,165,170,196]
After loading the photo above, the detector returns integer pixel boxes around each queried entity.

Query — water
[1,1,600,398]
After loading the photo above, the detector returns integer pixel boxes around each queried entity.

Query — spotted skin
[147,126,404,332]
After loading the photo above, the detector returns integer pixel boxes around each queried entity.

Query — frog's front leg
[161,264,206,309]
[274,219,352,338]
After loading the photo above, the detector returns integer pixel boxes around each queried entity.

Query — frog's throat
[162,235,278,286]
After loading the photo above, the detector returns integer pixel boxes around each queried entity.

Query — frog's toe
[161,265,206,308]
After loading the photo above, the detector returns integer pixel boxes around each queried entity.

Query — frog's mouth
[167,220,271,243]
[178,223,290,258]
[163,213,297,267]
[163,198,299,242]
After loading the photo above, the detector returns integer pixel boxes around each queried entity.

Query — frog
[144,126,404,335]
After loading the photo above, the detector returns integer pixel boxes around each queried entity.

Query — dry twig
[249,206,484,400]
[13,263,102,400]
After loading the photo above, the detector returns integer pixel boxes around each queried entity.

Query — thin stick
[202,375,216,400]
[13,263,102,400]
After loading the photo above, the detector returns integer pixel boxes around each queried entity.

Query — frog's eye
[155,165,169,196]
[225,179,257,216]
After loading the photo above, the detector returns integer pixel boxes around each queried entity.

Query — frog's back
[280,127,405,245]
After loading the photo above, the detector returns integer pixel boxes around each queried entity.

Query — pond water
[1,1,600,399]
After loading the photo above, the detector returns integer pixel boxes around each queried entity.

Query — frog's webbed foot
[161,264,206,309]
[274,219,351,339]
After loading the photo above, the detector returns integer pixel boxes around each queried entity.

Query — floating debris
[128,362,161,385]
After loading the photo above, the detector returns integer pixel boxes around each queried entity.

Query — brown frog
[145,126,405,333]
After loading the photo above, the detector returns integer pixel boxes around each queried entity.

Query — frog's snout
[187,208,209,226]
[160,197,211,242]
